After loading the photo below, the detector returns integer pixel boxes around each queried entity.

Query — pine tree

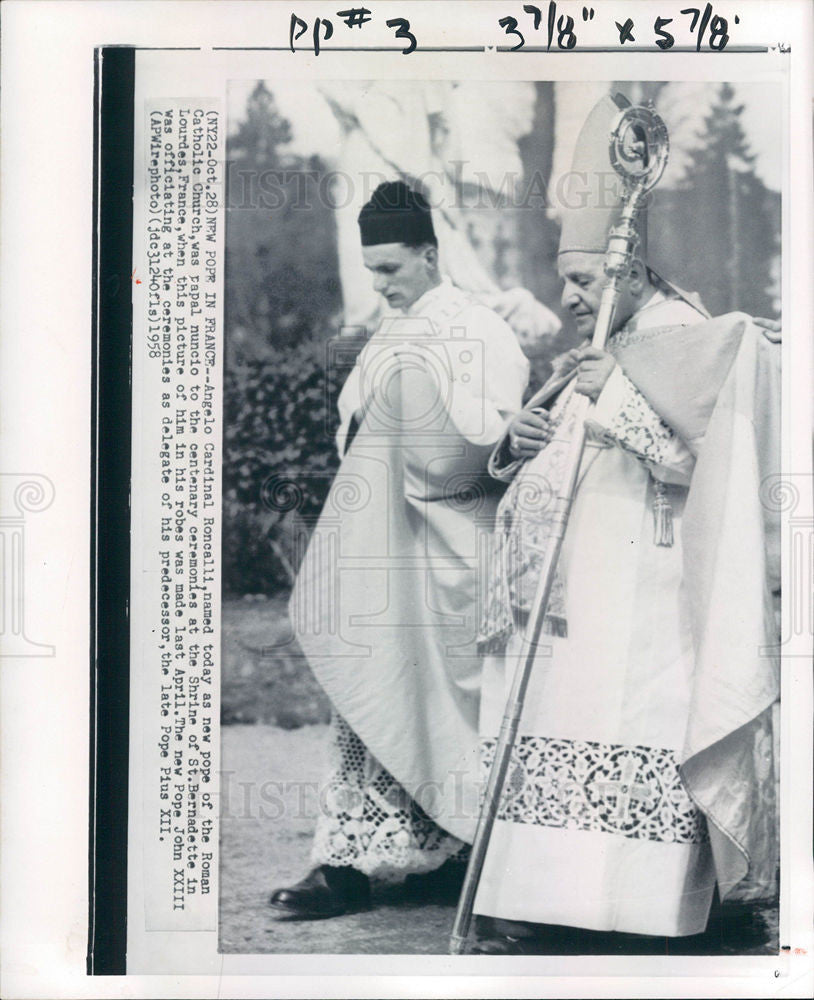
[670,83,779,318]
[688,83,755,173]
[229,82,295,168]
[225,83,341,356]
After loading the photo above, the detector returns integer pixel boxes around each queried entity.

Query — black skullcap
[358,181,436,247]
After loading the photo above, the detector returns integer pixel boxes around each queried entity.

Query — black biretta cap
[358,181,436,247]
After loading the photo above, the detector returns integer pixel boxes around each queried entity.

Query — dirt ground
[219,723,463,954]
[220,598,470,954]
[219,598,779,957]
[221,595,330,728]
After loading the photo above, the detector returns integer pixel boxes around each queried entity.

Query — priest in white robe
[272,181,532,918]
[471,94,780,953]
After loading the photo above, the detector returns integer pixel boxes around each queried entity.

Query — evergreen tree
[225,83,341,356]
[668,83,779,318]
[687,83,755,172]
[229,82,295,167]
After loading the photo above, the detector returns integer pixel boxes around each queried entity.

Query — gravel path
[219,724,778,957]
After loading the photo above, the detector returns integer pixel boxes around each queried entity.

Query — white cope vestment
[291,278,529,845]
[475,293,722,936]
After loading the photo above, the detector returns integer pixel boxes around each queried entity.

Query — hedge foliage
[223,336,360,596]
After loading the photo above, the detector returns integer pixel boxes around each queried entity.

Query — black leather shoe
[269,865,371,919]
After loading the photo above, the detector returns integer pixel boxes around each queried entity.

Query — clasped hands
[508,345,616,459]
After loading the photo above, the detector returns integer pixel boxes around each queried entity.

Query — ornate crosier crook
[449,103,670,955]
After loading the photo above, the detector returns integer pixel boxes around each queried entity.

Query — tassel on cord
[653,480,674,547]
[543,615,568,638]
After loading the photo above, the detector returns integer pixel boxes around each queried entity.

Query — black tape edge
[87,44,135,976]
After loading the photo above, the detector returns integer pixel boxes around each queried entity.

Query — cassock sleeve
[586,364,695,486]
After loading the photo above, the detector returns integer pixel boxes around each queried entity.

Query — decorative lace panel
[481,736,708,845]
[311,715,468,878]
[477,388,580,651]
[600,372,678,466]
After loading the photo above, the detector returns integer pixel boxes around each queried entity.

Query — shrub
[222,336,360,596]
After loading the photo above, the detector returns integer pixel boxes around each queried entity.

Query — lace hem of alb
[310,715,468,879]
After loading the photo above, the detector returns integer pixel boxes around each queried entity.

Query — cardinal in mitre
[471,93,780,953]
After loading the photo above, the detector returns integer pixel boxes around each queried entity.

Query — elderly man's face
[558,251,636,337]
[362,243,437,311]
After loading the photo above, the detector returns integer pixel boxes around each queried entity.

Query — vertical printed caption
[136,101,223,930]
